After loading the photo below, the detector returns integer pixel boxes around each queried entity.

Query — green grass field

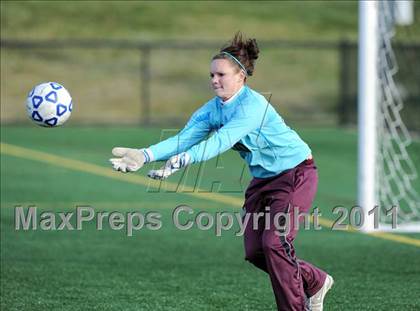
[1,126,420,310]
[3,1,420,40]
[2,1,419,125]
[2,2,420,309]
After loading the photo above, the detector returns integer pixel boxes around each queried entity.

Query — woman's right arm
[144,104,212,162]
[110,102,212,173]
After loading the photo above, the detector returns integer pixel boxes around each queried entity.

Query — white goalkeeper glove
[147,152,191,180]
[110,147,148,173]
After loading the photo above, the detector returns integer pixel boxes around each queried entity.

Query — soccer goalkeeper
[110,32,333,311]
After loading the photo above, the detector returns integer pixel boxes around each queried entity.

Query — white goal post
[358,0,420,232]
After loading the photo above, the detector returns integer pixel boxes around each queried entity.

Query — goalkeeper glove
[148,152,191,180]
[110,147,149,173]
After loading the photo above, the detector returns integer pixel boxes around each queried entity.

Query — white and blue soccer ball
[26,82,73,127]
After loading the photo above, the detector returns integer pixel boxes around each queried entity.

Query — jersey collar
[220,85,246,106]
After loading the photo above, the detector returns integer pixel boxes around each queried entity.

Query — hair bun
[245,38,259,62]
[215,32,260,76]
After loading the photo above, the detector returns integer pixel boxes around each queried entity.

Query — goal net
[359,0,420,232]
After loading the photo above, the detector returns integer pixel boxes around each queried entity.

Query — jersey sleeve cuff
[185,151,195,164]
[141,148,154,163]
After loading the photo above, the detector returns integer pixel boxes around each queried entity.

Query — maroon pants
[243,159,326,311]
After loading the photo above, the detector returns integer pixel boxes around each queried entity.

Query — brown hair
[212,32,260,76]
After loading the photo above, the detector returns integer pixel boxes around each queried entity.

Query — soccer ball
[26,82,73,127]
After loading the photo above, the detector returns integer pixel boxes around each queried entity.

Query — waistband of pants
[251,156,315,182]
[297,156,314,167]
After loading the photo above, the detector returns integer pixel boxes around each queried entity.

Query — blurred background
[1,2,420,310]
[2,1,419,129]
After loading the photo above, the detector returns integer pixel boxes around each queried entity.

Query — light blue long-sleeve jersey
[148,86,311,178]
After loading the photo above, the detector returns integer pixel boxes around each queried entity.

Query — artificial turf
[1,126,420,310]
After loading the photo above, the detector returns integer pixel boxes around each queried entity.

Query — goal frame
[357,0,420,233]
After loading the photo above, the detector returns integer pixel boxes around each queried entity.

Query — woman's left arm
[147,103,266,180]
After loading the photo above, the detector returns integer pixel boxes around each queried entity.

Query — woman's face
[210,58,246,101]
